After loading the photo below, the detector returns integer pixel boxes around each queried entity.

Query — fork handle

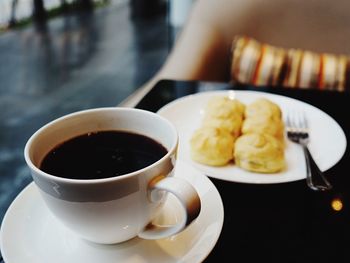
[303,146,333,191]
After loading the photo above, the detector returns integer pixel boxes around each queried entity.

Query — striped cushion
[230,36,350,92]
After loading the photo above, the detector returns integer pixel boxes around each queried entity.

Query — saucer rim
[0,162,224,263]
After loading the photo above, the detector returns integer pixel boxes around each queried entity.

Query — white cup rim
[24,107,178,185]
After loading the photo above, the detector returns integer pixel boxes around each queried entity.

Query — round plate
[158,90,347,184]
[0,160,223,263]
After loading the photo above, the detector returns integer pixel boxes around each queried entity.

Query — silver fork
[285,111,333,191]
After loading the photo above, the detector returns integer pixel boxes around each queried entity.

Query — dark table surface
[136,79,350,263]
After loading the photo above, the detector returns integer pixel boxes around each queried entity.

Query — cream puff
[244,98,282,121]
[205,96,245,119]
[241,115,285,141]
[234,133,285,173]
[190,126,235,166]
[203,96,245,137]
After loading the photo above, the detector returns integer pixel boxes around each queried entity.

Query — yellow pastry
[205,96,245,119]
[202,114,243,138]
[190,126,235,166]
[243,98,285,142]
[203,96,245,137]
[234,133,285,173]
[241,115,285,141]
[244,98,282,121]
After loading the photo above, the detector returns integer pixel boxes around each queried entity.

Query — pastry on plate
[244,98,282,121]
[203,96,245,137]
[234,133,285,173]
[205,96,245,119]
[241,115,285,141]
[202,114,243,138]
[242,97,285,142]
[190,126,235,166]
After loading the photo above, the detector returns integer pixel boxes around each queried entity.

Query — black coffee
[40,130,168,180]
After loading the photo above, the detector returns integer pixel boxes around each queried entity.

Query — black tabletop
[136,79,350,263]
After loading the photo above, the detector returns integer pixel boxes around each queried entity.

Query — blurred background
[0,0,194,252]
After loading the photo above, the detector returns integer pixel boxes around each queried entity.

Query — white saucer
[0,160,223,263]
[158,90,347,184]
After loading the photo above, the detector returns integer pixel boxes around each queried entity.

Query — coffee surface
[40,130,168,180]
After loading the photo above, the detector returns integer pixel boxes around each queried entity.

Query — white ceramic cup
[24,107,201,244]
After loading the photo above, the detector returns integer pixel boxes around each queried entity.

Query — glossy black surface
[136,79,350,263]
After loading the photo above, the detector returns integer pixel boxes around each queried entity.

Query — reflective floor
[0,1,170,228]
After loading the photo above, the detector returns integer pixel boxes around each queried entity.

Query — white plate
[158,90,347,184]
[0,160,223,263]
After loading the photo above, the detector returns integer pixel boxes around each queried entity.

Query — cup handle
[138,176,201,240]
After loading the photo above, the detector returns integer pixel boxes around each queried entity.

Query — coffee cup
[24,107,201,244]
